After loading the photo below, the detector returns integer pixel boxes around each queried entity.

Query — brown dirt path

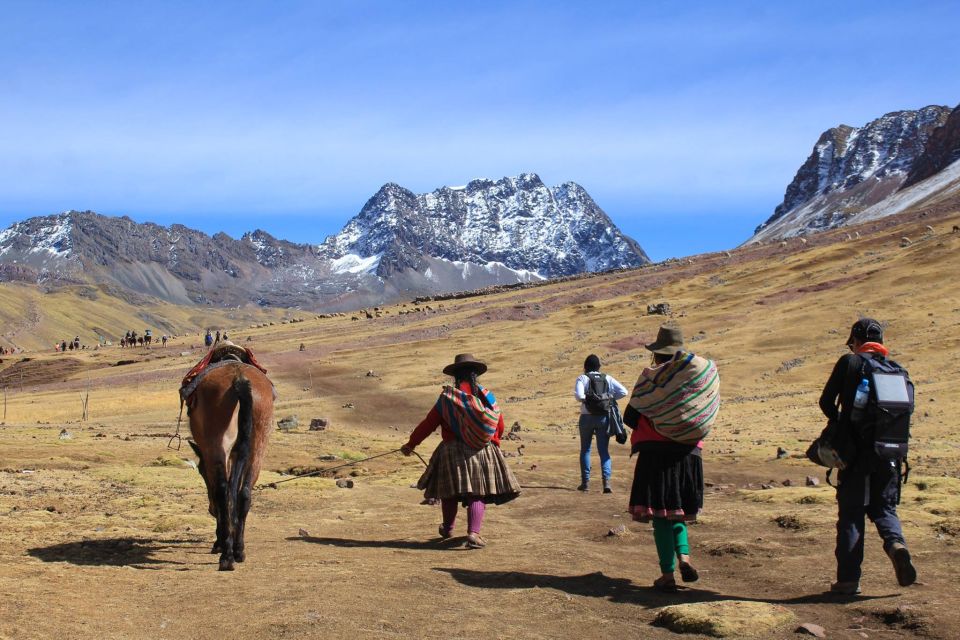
[1,423,957,640]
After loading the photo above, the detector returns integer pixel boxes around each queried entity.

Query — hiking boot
[577,482,589,492]
[887,542,917,587]
[438,524,453,540]
[602,479,612,494]
[829,581,861,595]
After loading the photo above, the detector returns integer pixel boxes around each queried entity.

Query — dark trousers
[835,459,906,583]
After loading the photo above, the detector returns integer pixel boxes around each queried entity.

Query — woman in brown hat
[401,354,521,548]
[623,325,709,592]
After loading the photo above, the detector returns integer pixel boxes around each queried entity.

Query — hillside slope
[1,203,958,639]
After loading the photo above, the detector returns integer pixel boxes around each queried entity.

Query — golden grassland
[1,209,959,639]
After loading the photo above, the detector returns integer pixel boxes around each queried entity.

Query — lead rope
[256,448,428,491]
[167,397,184,451]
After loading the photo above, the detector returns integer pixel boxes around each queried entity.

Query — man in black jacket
[819,318,916,594]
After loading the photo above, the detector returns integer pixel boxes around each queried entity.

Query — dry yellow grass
[0,210,959,639]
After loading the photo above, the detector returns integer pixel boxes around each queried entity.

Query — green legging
[652,518,689,574]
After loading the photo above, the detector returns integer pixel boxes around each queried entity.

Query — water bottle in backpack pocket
[851,378,869,423]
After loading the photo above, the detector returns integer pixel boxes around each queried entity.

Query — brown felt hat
[645,325,685,355]
[442,353,488,377]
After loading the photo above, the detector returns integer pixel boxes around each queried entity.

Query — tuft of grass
[654,601,796,638]
[335,450,367,462]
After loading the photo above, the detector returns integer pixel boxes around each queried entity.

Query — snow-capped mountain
[751,105,954,242]
[318,173,649,280]
[0,176,649,310]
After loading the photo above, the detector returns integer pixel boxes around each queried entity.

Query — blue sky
[2,1,959,261]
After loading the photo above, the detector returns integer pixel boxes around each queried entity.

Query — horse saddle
[209,342,249,365]
[179,343,271,405]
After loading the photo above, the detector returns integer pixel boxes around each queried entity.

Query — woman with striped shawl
[401,353,521,549]
[623,325,719,592]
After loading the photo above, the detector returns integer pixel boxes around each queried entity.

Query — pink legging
[441,498,485,534]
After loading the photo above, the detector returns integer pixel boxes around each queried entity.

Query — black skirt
[628,442,703,522]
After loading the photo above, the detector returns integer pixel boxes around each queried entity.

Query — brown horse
[187,363,273,570]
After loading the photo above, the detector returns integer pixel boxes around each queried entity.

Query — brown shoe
[653,575,678,592]
[887,542,917,587]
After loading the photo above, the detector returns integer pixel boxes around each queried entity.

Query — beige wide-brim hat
[645,326,685,355]
[442,353,488,377]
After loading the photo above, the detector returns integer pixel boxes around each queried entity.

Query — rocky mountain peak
[1,173,648,311]
[318,174,649,279]
[751,105,952,241]
[903,102,960,188]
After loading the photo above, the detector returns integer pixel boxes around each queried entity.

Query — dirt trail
[1,422,957,640]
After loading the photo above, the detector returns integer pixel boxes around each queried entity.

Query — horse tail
[228,373,254,506]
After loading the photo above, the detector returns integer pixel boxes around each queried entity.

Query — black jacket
[819,352,880,470]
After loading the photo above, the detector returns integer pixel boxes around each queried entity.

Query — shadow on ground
[289,535,469,550]
[435,568,898,608]
[28,537,198,568]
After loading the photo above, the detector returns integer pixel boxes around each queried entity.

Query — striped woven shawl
[435,385,501,450]
[628,351,720,444]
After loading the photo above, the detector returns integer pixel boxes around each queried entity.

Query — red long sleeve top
[405,380,505,449]
[626,410,704,449]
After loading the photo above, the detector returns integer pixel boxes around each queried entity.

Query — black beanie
[584,354,601,372]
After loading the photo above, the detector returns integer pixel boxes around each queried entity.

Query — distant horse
[119,337,126,348]
[187,362,274,570]
[144,334,152,348]
[137,336,144,347]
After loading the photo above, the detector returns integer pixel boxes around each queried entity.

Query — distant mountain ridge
[318,173,649,279]
[0,174,649,310]
[752,104,960,241]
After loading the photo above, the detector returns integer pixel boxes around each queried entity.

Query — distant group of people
[55,336,83,352]
[120,329,168,348]
[399,319,916,595]
[50,329,173,351]
[204,329,229,348]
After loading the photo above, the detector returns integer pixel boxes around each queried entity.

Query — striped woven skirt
[628,442,703,522]
[417,440,521,505]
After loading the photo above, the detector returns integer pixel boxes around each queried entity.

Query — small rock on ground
[796,622,827,637]
[335,478,354,489]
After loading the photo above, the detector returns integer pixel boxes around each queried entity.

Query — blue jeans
[579,414,611,484]
[835,459,906,583]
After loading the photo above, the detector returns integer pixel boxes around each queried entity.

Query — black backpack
[583,372,614,416]
[855,354,914,460]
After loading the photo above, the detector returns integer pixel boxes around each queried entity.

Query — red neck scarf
[856,342,889,357]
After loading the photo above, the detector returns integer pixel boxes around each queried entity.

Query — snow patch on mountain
[331,253,381,275]
[851,157,960,223]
